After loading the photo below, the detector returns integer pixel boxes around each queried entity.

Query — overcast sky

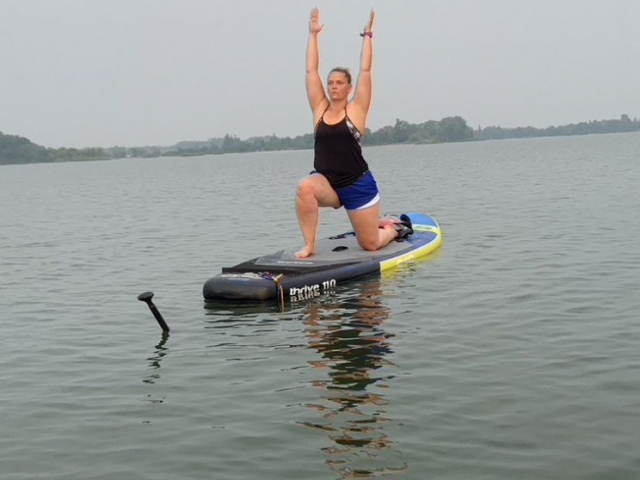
[1,0,639,148]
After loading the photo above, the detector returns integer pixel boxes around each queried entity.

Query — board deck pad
[203,213,442,302]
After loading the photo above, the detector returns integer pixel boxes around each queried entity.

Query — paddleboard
[202,213,442,302]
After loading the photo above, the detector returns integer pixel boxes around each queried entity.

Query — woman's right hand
[309,7,323,34]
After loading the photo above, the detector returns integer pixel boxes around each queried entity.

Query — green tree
[0,132,52,165]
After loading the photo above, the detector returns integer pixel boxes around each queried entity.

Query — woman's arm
[352,10,376,125]
[306,8,328,121]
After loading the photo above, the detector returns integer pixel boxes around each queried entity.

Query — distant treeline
[2,114,639,165]
[0,132,109,165]
[476,114,640,140]
[124,115,475,158]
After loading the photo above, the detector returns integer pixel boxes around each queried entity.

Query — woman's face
[327,72,352,100]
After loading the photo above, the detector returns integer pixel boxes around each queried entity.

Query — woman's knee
[357,235,380,252]
[297,177,316,198]
[298,176,319,196]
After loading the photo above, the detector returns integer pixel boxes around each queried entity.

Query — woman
[296,8,411,259]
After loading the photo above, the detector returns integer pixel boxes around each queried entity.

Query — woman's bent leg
[295,174,341,258]
[346,202,397,252]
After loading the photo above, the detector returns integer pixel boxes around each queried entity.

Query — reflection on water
[143,333,170,386]
[199,253,442,477]
[203,299,282,318]
[301,281,408,478]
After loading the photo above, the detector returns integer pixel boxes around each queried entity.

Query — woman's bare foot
[378,217,401,229]
[295,245,315,259]
[381,223,398,238]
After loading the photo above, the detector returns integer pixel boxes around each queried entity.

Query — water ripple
[2,134,640,479]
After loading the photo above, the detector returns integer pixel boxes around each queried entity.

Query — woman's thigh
[346,201,381,243]
[298,173,341,208]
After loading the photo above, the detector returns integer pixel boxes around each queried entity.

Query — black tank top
[313,110,369,189]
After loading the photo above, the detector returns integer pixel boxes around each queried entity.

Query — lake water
[1,133,639,479]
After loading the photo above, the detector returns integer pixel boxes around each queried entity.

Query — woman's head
[327,68,352,101]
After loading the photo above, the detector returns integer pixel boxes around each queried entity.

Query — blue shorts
[334,170,381,211]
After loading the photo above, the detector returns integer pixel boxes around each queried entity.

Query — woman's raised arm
[352,10,375,119]
[306,8,328,119]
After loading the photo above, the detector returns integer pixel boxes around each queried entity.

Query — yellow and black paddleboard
[203,213,442,302]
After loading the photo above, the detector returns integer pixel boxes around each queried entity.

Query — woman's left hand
[364,9,376,34]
